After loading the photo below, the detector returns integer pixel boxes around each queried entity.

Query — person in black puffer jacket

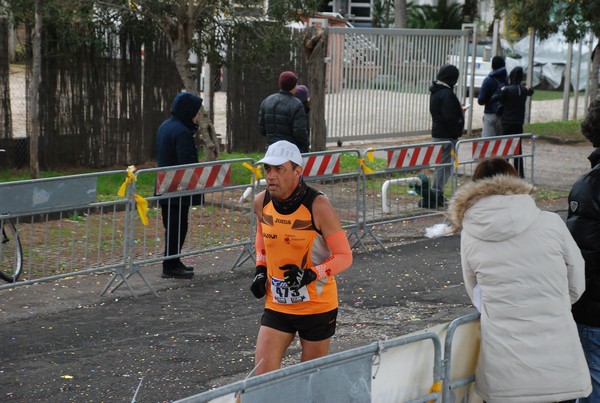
[428,64,465,208]
[567,96,600,403]
[491,66,534,177]
[259,71,309,153]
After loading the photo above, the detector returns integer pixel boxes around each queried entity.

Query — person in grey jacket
[477,55,507,137]
[259,71,309,153]
[567,97,600,403]
[447,157,591,403]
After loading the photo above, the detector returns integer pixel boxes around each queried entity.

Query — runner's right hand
[250,265,267,298]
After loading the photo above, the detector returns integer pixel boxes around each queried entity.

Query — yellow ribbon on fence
[243,162,263,183]
[118,165,137,197]
[358,158,374,174]
[451,149,459,168]
[365,147,375,162]
[117,165,149,226]
[427,380,442,403]
[133,194,149,226]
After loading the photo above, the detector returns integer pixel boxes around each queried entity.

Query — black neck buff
[272,178,308,214]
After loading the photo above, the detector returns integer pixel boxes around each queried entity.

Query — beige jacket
[447,175,591,403]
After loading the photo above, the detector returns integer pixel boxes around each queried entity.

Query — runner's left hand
[281,264,316,290]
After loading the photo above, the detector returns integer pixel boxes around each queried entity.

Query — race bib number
[271,277,310,304]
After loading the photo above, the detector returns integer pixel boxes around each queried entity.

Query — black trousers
[161,203,189,270]
[500,123,525,178]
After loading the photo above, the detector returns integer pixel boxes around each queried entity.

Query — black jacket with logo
[567,147,600,326]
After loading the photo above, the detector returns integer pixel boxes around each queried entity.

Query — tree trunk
[0,14,12,140]
[394,0,408,28]
[172,36,219,161]
[304,26,327,151]
[591,44,600,102]
[29,0,41,178]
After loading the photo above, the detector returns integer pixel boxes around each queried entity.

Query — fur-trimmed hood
[447,175,538,241]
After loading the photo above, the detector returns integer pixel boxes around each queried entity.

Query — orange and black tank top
[261,187,337,315]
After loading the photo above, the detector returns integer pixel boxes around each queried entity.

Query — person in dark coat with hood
[428,64,465,208]
[156,92,203,279]
[491,66,534,177]
[567,96,600,403]
[478,55,507,137]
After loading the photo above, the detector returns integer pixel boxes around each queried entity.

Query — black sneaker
[177,262,194,272]
[162,267,194,279]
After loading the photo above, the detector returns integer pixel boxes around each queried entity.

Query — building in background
[320,0,494,28]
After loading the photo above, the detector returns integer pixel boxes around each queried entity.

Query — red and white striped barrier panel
[302,154,340,177]
[387,144,443,169]
[472,137,521,159]
[155,164,231,194]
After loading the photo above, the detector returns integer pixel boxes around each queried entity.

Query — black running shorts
[261,308,338,341]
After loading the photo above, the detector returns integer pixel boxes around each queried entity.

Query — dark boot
[162,266,194,279]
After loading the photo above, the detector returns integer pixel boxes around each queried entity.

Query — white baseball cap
[256,140,303,167]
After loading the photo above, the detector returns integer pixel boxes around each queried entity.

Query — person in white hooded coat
[447,157,591,403]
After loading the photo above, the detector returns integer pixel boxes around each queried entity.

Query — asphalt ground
[0,139,595,402]
[1,233,471,402]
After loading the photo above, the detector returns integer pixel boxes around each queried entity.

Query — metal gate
[326,27,470,143]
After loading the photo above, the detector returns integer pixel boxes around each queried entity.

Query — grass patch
[532,89,584,101]
[533,188,569,204]
[524,120,585,143]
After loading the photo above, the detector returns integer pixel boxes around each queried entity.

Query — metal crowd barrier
[175,330,443,403]
[105,159,257,295]
[454,134,536,186]
[0,170,132,291]
[0,136,537,296]
[441,312,481,403]
[359,141,454,249]
[174,313,482,403]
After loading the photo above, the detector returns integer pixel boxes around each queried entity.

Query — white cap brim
[256,156,293,166]
[255,140,303,167]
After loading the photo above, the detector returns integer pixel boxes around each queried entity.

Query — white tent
[512,32,597,91]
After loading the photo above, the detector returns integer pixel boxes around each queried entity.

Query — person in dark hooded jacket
[156,92,203,279]
[567,96,600,403]
[491,66,534,177]
[428,64,465,208]
[478,55,507,137]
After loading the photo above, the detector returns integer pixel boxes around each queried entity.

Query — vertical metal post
[461,23,476,137]
[562,42,573,121]
[584,34,594,112]
[525,28,535,125]
[572,40,583,120]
